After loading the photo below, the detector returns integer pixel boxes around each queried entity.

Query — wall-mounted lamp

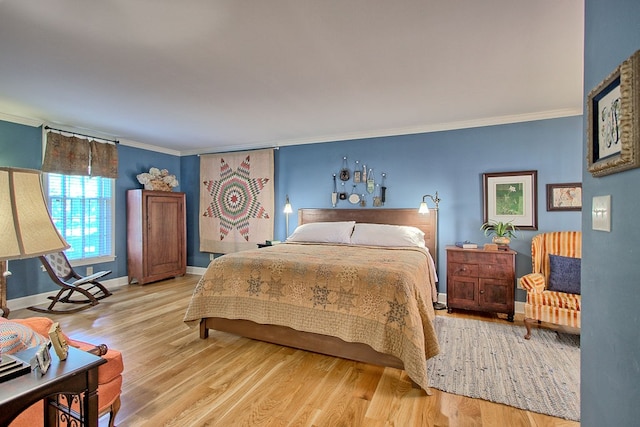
[283,195,293,237]
[417,191,446,310]
[418,191,440,214]
[0,168,70,317]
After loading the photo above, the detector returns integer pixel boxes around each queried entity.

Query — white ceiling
[0,1,584,156]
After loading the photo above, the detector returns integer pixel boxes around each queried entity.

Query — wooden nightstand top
[446,245,516,255]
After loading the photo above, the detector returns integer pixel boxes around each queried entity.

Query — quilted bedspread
[183,242,440,391]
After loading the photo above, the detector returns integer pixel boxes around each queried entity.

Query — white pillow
[286,221,355,244]
[350,223,425,247]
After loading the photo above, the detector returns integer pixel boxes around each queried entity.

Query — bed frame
[199,208,438,377]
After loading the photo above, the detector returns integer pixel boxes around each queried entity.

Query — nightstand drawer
[479,263,513,279]
[447,250,480,263]
[449,262,479,277]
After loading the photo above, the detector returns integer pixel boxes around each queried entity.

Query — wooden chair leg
[88,281,113,299]
[28,285,99,314]
[524,317,534,340]
[108,396,121,427]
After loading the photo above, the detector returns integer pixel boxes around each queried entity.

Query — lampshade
[0,167,70,261]
[283,195,292,214]
[418,191,440,214]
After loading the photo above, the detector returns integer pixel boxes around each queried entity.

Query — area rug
[427,316,580,421]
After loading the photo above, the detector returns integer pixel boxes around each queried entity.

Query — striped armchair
[520,231,581,340]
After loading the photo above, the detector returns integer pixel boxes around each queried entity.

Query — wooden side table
[446,246,516,321]
[0,346,106,426]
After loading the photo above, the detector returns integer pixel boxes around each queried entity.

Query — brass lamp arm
[421,192,441,210]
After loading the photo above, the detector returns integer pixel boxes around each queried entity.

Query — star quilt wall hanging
[199,148,274,254]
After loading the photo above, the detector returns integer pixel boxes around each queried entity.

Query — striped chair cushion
[527,290,581,311]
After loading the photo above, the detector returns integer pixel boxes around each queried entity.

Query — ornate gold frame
[587,50,640,177]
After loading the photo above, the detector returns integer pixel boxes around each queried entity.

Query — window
[46,173,115,265]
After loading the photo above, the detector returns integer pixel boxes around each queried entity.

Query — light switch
[592,195,611,232]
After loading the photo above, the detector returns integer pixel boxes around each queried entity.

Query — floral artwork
[546,183,582,211]
[495,183,524,216]
[483,171,538,230]
[136,167,179,191]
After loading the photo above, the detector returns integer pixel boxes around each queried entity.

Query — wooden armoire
[126,190,187,285]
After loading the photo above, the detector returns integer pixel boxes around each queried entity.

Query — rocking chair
[29,251,112,314]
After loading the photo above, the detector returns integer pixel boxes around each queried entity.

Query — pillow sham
[0,319,47,355]
[286,221,355,244]
[350,223,425,247]
[548,254,581,294]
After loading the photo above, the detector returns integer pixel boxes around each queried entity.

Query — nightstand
[446,246,516,321]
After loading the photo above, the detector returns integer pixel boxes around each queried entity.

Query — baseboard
[7,276,129,312]
[187,266,207,275]
[7,267,209,312]
[437,293,525,315]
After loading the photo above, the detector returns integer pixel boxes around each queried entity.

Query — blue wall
[582,1,640,425]
[182,115,583,299]
[0,126,181,299]
[1,115,582,301]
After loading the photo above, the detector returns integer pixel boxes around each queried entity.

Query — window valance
[42,129,118,178]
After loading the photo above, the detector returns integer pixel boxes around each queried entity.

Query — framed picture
[483,170,538,230]
[48,322,69,360]
[35,343,51,375]
[587,49,640,177]
[546,183,582,211]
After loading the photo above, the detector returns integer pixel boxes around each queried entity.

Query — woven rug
[427,316,580,421]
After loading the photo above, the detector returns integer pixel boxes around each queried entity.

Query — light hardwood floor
[11,275,579,427]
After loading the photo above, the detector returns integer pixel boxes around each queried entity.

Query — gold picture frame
[587,49,640,177]
[48,322,69,361]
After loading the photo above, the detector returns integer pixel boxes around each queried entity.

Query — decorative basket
[144,180,173,192]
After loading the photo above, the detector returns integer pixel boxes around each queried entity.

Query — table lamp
[0,167,70,317]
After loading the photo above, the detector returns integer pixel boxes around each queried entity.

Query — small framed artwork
[546,183,582,211]
[35,343,51,375]
[483,170,538,230]
[587,49,640,177]
[48,322,69,360]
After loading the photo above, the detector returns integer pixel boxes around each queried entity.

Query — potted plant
[480,220,517,245]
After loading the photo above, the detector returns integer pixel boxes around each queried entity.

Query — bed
[184,208,440,392]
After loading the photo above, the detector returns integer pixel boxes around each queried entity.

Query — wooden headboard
[298,208,439,266]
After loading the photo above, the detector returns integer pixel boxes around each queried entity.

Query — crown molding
[118,138,182,157]
[0,111,181,156]
[183,107,583,156]
[2,108,583,157]
[0,111,43,127]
